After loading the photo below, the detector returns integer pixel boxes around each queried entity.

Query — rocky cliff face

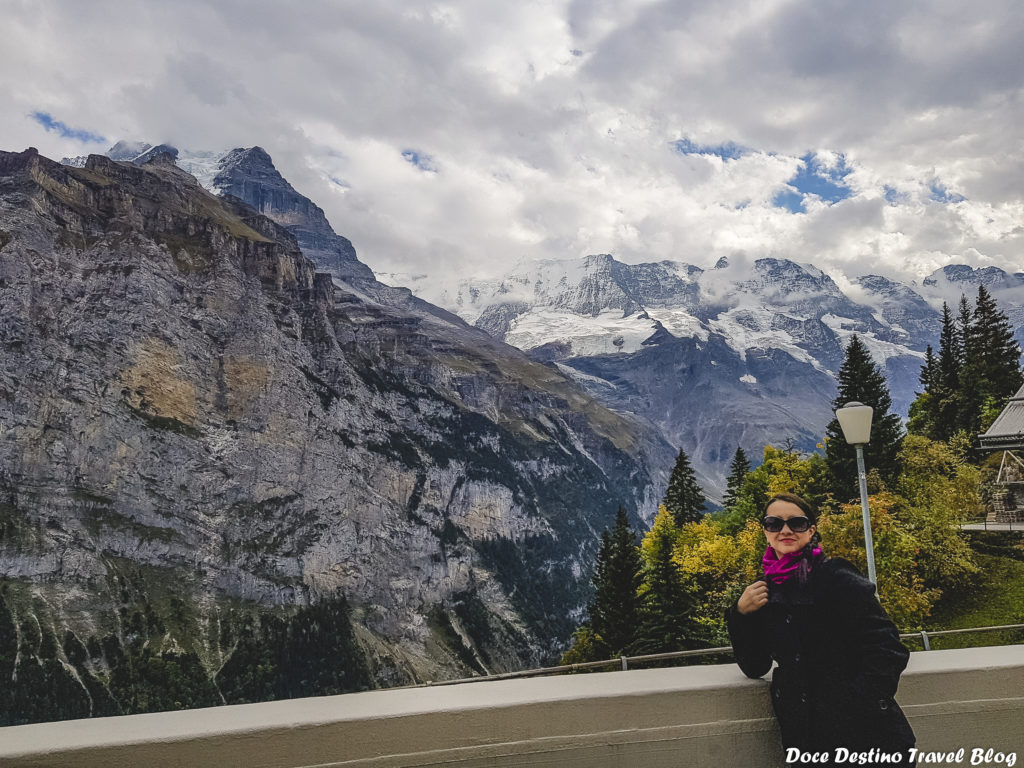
[0,148,669,694]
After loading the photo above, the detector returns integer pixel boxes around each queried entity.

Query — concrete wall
[1,645,1022,767]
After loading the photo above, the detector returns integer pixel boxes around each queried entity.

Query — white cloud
[2,0,1023,283]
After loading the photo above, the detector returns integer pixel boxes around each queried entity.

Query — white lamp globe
[835,401,873,445]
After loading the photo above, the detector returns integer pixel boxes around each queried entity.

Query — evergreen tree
[824,335,904,501]
[934,302,963,440]
[632,508,697,655]
[0,593,16,725]
[957,294,973,347]
[959,292,984,435]
[907,346,938,437]
[920,345,937,391]
[722,446,751,509]
[587,508,643,656]
[959,285,1024,434]
[663,448,706,525]
[938,301,961,386]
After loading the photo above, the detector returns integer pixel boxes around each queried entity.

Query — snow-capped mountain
[919,265,1024,345]
[383,255,1024,499]
[392,255,936,370]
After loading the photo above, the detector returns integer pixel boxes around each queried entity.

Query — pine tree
[631,508,697,655]
[920,345,937,391]
[959,292,983,435]
[722,446,751,509]
[587,508,643,656]
[957,294,973,348]
[960,285,1024,434]
[907,346,938,437]
[663,448,706,525]
[824,335,904,502]
[934,301,963,440]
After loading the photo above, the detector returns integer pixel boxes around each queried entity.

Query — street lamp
[835,401,877,585]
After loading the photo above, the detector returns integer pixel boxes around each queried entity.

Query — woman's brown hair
[763,492,817,523]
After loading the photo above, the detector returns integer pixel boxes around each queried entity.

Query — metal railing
[418,623,1024,688]
[958,508,1024,530]
[902,623,1024,651]
[960,516,1024,531]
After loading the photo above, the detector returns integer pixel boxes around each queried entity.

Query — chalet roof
[978,383,1024,450]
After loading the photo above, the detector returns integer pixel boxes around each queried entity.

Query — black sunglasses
[761,515,813,533]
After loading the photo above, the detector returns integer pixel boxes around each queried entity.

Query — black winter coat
[726,557,915,758]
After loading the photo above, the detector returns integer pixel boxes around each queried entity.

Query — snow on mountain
[175,149,229,190]
[506,308,661,357]
[414,254,910,372]
[646,308,710,343]
[847,275,937,345]
[916,265,1024,349]
[820,314,926,364]
[391,253,954,497]
[106,139,155,160]
[707,306,822,367]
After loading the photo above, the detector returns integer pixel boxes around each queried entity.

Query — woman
[727,493,916,764]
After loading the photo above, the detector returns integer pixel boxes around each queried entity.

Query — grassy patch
[918,551,1024,650]
[0,229,10,250]
[192,196,272,243]
[66,166,117,189]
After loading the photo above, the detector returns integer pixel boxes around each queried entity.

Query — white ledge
[1,645,1022,767]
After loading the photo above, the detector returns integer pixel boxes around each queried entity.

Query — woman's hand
[737,580,769,614]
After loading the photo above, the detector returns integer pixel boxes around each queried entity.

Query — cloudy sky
[3,0,1023,283]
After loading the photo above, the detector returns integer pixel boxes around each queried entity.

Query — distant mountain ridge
[385,254,1024,498]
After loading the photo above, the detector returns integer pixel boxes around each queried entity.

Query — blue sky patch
[402,149,437,172]
[671,138,747,161]
[928,181,965,204]
[772,152,854,213]
[772,189,805,213]
[883,185,908,205]
[31,111,106,143]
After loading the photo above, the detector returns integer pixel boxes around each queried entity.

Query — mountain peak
[923,264,1017,288]
[141,149,178,166]
[0,147,40,173]
[219,145,276,172]
[583,253,615,269]
[855,274,901,291]
[106,140,152,161]
[134,144,179,164]
[212,146,374,282]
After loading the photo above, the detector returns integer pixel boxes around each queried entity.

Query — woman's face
[764,499,816,557]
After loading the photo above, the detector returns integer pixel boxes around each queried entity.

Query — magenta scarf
[762,546,823,584]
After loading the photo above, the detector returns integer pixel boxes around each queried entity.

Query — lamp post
[835,401,877,585]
